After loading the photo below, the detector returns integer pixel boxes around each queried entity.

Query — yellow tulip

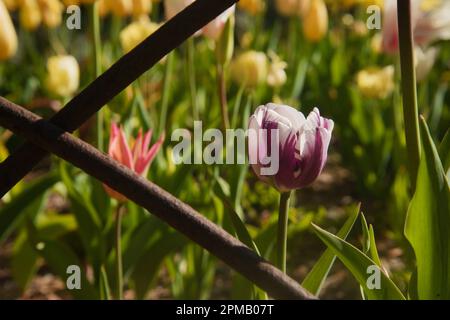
[275,0,310,17]
[20,0,42,30]
[0,0,18,60]
[132,0,152,17]
[46,55,80,97]
[4,0,20,11]
[238,0,265,16]
[231,51,268,88]
[356,66,394,99]
[267,52,287,88]
[120,17,159,53]
[303,0,328,42]
[38,0,64,28]
[107,0,132,17]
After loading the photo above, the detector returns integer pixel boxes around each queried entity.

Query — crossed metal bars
[0,0,314,299]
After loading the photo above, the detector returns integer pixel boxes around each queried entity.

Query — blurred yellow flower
[38,0,64,28]
[356,66,394,99]
[132,0,152,17]
[340,0,383,9]
[20,0,42,30]
[303,0,328,42]
[238,0,265,15]
[4,0,20,11]
[120,17,159,53]
[46,55,80,98]
[370,33,383,53]
[0,0,18,60]
[267,52,287,88]
[107,0,132,17]
[275,0,310,17]
[231,50,268,88]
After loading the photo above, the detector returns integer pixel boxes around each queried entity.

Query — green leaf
[404,117,450,299]
[360,213,370,254]
[302,205,360,296]
[311,224,405,300]
[11,230,39,291]
[131,229,185,299]
[0,174,58,242]
[99,265,112,300]
[439,128,450,179]
[213,173,266,299]
[36,240,98,299]
[213,176,259,254]
[368,225,383,268]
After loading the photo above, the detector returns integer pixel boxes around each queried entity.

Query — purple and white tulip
[382,0,450,54]
[248,104,333,192]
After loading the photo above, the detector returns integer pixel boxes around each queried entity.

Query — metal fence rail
[0,97,314,300]
[0,0,237,197]
[0,0,316,299]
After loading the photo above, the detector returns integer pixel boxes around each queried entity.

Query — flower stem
[186,38,198,121]
[397,0,421,189]
[100,265,112,300]
[115,204,124,300]
[159,52,174,136]
[91,2,104,151]
[217,62,230,131]
[277,191,291,273]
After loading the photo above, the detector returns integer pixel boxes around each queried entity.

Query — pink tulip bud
[248,104,333,192]
[104,123,164,201]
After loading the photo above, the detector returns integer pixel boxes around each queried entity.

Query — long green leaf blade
[302,204,360,295]
[312,224,405,300]
[404,117,450,299]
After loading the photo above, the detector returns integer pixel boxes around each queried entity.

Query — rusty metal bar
[0,97,315,300]
[0,0,238,197]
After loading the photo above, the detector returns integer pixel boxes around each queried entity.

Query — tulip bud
[46,55,80,98]
[4,0,20,11]
[355,65,394,99]
[0,0,18,60]
[108,0,132,17]
[38,0,64,28]
[132,0,152,17]
[215,11,234,66]
[20,0,42,31]
[230,50,268,88]
[303,0,328,42]
[275,0,310,17]
[238,0,265,16]
[120,18,159,53]
[248,104,333,191]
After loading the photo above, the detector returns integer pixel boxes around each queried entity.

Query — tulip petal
[135,132,165,176]
[110,125,134,170]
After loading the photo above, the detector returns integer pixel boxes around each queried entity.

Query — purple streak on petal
[274,131,301,191]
